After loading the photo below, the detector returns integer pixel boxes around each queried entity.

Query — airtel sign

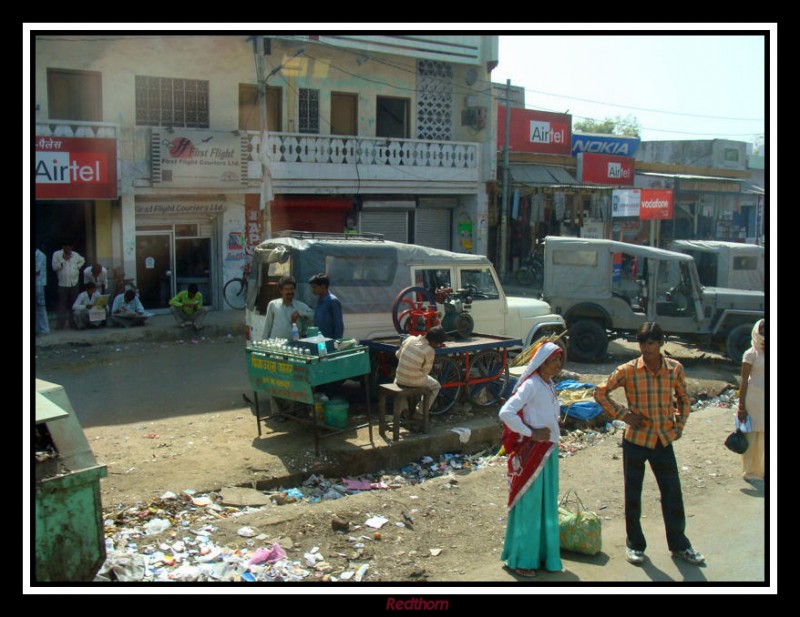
[497,107,572,155]
[35,136,118,199]
[577,153,635,186]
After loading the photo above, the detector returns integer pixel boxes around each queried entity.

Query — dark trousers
[56,285,79,329]
[622,439,691,552]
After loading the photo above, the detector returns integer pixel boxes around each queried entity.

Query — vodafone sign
[497,107,572,155]
[35,136,118,200]
[639,189,674,220]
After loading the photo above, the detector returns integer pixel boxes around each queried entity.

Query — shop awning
[742,182,765,195]
[510,164,580,186]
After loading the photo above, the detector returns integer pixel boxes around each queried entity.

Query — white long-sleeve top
[52,250,85,287]
[498,374,561,443]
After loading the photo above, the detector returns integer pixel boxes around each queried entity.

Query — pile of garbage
[97,450,502,582]
[691,387,739,412]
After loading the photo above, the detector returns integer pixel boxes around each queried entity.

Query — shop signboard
[571,133,640,157]
[497,107,572,155]
[611,189,640,218]
[611,188,674,220]
[152,130,247,188]
[35,136,118,199]
[577,153,635,186]
[638,189,674,220]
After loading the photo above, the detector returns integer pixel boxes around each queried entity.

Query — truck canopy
[252,232,493,314]
[543,236,693,299]
[671,240,764,291]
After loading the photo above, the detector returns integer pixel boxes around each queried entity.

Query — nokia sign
[571,133,641,157]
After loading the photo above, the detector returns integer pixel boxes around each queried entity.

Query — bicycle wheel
[467,349,509,407]
[223,278,247,310]
[429,356,462,415]
[514,268,534,286]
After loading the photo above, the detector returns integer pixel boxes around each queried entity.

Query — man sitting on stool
[394,326,447,422]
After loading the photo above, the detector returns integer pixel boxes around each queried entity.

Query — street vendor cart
[246,340,373,455]
[363,333,521,415]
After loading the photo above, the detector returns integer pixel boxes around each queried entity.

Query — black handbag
[724,429,749,454]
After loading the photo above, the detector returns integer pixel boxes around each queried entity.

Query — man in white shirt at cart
[52,242,85,330]
[263,275,313,340]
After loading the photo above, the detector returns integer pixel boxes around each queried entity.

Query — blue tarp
[556,380,603,421]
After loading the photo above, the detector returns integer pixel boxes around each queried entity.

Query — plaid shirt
[594,355,690,449]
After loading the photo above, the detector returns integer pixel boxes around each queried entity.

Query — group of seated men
[72,264,151,330]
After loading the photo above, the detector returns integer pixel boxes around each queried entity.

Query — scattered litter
[237,527,257,538]
[450,427,472,443]
[429,548,442,556]
[365,515,389,529]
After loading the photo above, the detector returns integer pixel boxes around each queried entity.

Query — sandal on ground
[503,564,537,578]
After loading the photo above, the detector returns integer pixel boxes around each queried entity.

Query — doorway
[136,234,172,309]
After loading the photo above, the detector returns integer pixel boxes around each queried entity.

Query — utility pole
[254,36,273,239]
[499,80,512,280]
[253,40,305,240]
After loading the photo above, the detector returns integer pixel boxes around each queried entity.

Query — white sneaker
[625,548,645,565]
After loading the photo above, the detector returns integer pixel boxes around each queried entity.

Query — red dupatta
[503,414,555,510]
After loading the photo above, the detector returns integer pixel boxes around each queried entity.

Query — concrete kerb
[248,414,503,492]
[33,310,246,351]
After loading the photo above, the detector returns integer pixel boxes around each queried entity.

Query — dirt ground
[57,337,761,584]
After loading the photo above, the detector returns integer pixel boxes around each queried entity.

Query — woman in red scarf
[499,341,564,578]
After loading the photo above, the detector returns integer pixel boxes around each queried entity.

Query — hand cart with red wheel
[362,333,521,415]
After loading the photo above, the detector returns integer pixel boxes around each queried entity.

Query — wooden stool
[377,383,431,441]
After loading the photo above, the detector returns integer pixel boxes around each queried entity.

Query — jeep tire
[567,320,609,362]
[726,323,754,363]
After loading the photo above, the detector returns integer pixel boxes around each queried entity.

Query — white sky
[490,27,773,145]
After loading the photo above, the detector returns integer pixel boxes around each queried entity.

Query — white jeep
[245,231,566,347]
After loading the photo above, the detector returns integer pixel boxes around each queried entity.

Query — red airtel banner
[577,152,635,185]
[497,107,572,155]
[35,136,118,199]
[639,189,674,220]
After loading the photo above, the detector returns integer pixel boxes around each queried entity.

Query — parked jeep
[541,236,764,363]
[671,239,764,291]
[245,231,566,347]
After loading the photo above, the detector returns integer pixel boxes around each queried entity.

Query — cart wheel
[430,356,461,415]
[392,286,437,334]
[467,350,509,407]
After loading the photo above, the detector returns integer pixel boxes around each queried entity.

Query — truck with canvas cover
[541,236,764,363]
[244,231,566,349]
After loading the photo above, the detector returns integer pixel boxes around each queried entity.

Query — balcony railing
[35,120,118,139]
[258,132,478,169]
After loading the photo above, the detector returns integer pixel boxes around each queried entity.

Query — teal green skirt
[501,453,562,572]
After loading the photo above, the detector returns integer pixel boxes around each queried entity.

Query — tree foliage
[574,115,641,137]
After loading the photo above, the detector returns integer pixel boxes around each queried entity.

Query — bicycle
[223,261,251,310]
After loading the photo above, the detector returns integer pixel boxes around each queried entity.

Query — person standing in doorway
[308,273,344,340]
[34,247,50,335]
[52,242,85,330]
[594,321,705,567]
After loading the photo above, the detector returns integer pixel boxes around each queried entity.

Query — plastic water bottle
[291,322,299,342]
[317,335,328,357]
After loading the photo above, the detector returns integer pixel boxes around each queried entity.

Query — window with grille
[135,76,209,128]
[299,88,320,134]
[416,60,453,141]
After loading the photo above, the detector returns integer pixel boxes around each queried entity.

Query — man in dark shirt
[308,273,344,340]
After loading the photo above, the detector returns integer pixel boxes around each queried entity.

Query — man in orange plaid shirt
[595,321,705,567]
